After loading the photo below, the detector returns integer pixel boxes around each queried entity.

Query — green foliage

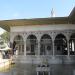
[1,31,10,43]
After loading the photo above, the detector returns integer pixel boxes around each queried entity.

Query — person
[13,41,16,55]
[13,47,16,55]
[14,45,18,55]
[15,47,18,55]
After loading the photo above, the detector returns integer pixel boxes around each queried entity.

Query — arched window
[13,35,24,55]
[54,34,67,55]
[26,35,38,55]
[40,34,52,55]
[69,33,75,55]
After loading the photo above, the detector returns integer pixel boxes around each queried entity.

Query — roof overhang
[69,7,75,24]
[0,7,75,31]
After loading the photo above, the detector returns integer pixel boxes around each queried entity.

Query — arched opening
[54,34,67,55]
[69,33,75,55]
[26,35,38,55]
[40,34,52,55]
[13,35,24,55]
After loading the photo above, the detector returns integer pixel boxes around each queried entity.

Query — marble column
[38,39,40,55]
[67,39,70,56]
[52,40,55,56]
[37,71,39,75]
[52,32,55,56]
[49,71,50,75]
[24,39,26,56]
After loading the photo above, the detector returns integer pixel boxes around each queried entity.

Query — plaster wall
[10,24,75,32]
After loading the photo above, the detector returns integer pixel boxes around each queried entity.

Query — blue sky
[0,0,75,34]
[0,0,74,20]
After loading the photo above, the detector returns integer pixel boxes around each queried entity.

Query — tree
[1,31,10,43]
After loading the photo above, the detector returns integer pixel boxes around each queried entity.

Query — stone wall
[13,63,75,75]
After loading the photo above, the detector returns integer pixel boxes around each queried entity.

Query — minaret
[51,8,55,17]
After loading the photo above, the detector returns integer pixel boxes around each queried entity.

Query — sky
[0,0,75,34]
